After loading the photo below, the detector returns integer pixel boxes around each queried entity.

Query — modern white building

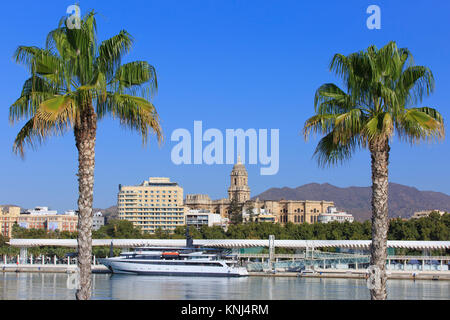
[64,210,77,216]
[93,212,105,231]
[186,209,225,228]
[242,208,276,223]
[318,206,354,223]
[411,210,446,219]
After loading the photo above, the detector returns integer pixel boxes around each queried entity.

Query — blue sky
[1,0,449,213]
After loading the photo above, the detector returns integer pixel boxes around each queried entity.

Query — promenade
[2,263,449,281]
[4,238,449,280]
[0,264,110,273]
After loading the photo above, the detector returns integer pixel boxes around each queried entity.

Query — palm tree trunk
[369,139,390,300]
[74,103,97,300]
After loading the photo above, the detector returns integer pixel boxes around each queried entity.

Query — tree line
[2,212,448,257]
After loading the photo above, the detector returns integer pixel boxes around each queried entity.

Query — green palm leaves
[10,10,163,300]
[303,41,445,300]
[304,41,444,166]
[10,10,162,157]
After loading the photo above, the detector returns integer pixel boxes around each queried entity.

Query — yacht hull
[99,258,248,277]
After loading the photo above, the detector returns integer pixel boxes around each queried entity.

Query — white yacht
[99,247,248,277]
[98,227,248,277]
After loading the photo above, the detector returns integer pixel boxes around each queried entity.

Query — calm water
[0,273,448,300]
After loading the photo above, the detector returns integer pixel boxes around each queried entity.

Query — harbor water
[0,272,448,300]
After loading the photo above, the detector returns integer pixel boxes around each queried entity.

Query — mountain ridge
[253,182,450,221]
[4,183,449,223]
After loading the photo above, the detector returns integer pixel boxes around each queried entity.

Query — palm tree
[10,11,162,300]
[303,41,444,300]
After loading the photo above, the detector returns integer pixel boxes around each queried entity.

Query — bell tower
[228,156,251,203]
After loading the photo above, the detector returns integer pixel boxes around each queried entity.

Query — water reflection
[0,273,448,300]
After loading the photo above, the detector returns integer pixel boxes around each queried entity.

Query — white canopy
[8,239,450,250]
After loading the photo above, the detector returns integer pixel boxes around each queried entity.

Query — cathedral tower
[228,156,251,203]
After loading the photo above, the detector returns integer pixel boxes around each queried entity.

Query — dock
[2,264,449,280]
[0,264,110,274]
[250,269,450,280]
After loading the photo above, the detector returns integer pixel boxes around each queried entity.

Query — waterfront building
[411,210,446,219]
[19,207,78,232]
[242,208,276,223]
[185,209,225,229]
[24,206,57,215]
[93,212,105,231]
[117,177,185,233]
[318,206,354,223]
[185,160,334,225]
[0,206,78,237]
[0,206,21,238]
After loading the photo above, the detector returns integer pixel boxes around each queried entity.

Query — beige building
[118,177,185,233]
[0,206,78,238]
[18,211,78,233]
[185,161,334,225]
[228,156,251,203]
[0,206,21,238]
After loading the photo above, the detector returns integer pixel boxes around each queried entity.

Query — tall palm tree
[303,42,444,300]
[10,11,162,300]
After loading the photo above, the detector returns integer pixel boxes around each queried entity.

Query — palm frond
[97,93,162,145]
[112,61,157,99]
[12,117,68,158]
[98,30,134,78]
[313,132,360,168]
[314,83,354,115]
[10,76,60,123]
[396,107,445,144]
[304,41,444,168]
[34,94,77,125]
[303,114,338,139]
[397,66,434,106]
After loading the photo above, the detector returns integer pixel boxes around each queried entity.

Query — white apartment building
[24,207,58,215]
[411,210,446,219]
[242,208,276,223]
[186,209,224,228]
[318,206,354,223]
[93,212,105,231]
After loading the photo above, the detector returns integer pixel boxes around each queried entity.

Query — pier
[4,238,450,280]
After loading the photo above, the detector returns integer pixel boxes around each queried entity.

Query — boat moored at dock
[98,226,248,277]
[98,246,248,277]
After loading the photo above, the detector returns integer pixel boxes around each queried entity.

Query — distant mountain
[254,183,450,221]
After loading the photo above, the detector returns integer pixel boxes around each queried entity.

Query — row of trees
[2,212,448,257]
[180,212,450,242]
